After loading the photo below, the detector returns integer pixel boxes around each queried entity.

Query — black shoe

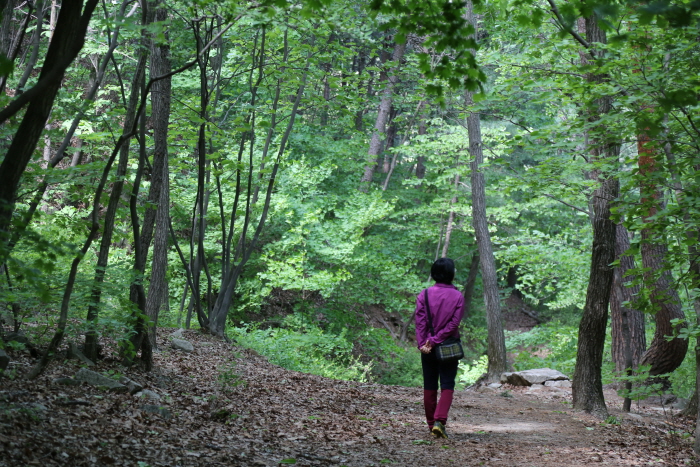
[431,421,448,439]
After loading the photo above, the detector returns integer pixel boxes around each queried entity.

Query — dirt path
[0,330,695,466]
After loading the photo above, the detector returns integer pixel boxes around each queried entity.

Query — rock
[0,310,14,329]
[500,368,569,386]
[0,349,9,374]
[119,376,144,395]
[135,389,161,401]
[477,384,502,393]
[670,397,688,410]
[487,383,502,389]
[3,331,30,346]
[66,343,95,366]
[544,380,572,388]
[140,404,172,419]
[52,377,82,386]
[171,338,194,353]
[74,368,128,393]
[171,328,184,338]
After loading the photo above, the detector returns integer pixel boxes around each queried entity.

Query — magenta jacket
[415,283,465,348]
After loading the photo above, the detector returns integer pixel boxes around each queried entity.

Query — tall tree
[637,133,688,377]
[359,40,405,192]
[568,11,619,418]
[465,0,507,381]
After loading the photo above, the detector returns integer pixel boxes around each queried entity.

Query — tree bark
[462,251,480,319]
[416,112,427,180]
[0,0,14,56]
[15,1,46,93]
[637,138,688,376]
[571,15,618,419]
[143,5,172,352]
[359,40,405,192]
[465,0,507,381]
[610,223,645,372]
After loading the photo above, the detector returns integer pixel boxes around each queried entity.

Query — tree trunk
[207,37,312,336]
[416,113,427,180]
[0,2,32,95]
[125,2,155,367]
[610,223,645,372]
[571,15,618,419]
[0,0,14,56]
[462,251,480,319]
[637,139,687,376]
[358,40,405,192]
[143,5,172,352]
[15,1,46,93]
[83,3,145,361]
[0,0,97,256]
[465,0,507,381]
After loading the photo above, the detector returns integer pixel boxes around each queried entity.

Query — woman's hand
[419,341,433,354]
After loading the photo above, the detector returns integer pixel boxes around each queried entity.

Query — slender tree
[568,12,619,418]
[465,0,507,381]
[359,40,405,192]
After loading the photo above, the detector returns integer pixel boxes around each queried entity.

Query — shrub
[228,313,372,382]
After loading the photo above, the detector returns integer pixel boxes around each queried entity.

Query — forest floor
[0,329,696,467]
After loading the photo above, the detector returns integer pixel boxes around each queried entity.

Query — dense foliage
[0,0,699,428]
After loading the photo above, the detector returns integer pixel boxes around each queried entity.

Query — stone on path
[500,368,569,387]
[52,377,82,386]
[67,343,95,366]
[171,328,184,338]
[119,376,144,395]
[544,380,572,388]
[140,404,172,419]
[171,338,194,353]
[74,368,128,393]
[135,389,161,401]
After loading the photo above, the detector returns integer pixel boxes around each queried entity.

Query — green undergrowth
[228,312,695,400]
[228,313,373,382]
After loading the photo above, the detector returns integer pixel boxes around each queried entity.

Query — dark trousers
[421,351,459,390]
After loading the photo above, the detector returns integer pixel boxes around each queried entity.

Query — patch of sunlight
[476,421,553,432]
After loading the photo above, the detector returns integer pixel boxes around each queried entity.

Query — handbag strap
[424,289,436,336]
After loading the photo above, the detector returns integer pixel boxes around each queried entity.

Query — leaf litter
[0,330,696,466]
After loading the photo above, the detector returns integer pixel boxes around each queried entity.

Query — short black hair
[431,257,455,284]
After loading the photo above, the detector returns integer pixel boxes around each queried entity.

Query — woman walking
[415,257,465,438]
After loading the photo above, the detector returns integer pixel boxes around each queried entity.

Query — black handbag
[424,289,464,362]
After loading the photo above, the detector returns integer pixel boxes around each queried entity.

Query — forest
[0,0,699,463]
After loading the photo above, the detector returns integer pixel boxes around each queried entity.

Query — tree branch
[546,0,592,52]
